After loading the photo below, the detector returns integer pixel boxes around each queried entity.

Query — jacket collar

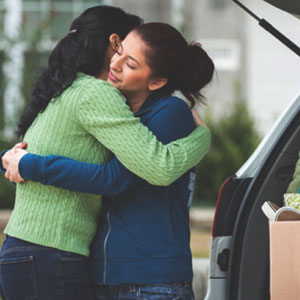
[135,92,168,117]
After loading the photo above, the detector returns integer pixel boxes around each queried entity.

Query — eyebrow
[120,43,141,66]
[128,56,140,66]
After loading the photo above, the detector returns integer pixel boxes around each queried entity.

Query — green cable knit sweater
[5,73,211,256]
[287,152,300,193]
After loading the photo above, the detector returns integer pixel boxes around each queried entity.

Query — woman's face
[107,31,154,100]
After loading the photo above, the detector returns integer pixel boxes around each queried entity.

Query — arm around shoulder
[78,81,211,185]
[142,98,211,185]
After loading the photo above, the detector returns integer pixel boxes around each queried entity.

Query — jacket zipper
[103,207,112,284]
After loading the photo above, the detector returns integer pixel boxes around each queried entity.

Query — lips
[108,71,120,82]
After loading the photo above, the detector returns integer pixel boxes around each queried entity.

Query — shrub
[193,100,261,206]
[0,139,17,209]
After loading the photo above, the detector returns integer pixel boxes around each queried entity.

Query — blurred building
[0,0,299,138]
[242,0,300,132]
[0,0,109,137]
[112,0,300,133]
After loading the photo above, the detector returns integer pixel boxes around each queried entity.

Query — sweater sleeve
[19,96,207,195]
[77,80,210,186]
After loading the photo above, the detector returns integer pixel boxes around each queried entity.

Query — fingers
[4,170,9,180]
[2,157,8,170]
[13,176,25,183]
[13,142,27,153]
[2,150,14,168]
[14,142,23,148]
[2,154,9,170]
[4,169,24,183]
[4,170,13,182]
[14,148,28,156]
[191,109,204,126]
[19,142,27,149]
[4,171,16,183]
[2,147,27,183]
[14,142,27,149]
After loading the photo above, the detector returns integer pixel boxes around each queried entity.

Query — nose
[110,54,123,73]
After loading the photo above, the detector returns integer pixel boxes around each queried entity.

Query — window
[0,10,4,41]
[22,11,42,41]
[211,0,229,10]
[0,50,4,131]
[0,0,105,47]
[50,10,73,40]
[198,39,241,71]
[0,0,104,135]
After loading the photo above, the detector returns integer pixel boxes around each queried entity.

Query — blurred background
[0,0,299,260]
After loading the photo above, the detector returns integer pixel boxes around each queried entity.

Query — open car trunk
[226,97,300,299]
[204,1,300,299]
[264,0,300,18]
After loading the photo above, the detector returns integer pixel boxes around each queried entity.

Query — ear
[148,78,168,91]
[109,33,121,52]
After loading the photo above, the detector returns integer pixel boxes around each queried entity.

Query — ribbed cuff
[19,153,44,182]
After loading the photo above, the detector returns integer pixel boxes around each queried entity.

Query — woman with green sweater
[3,22,215,300]
[0,6,210,300]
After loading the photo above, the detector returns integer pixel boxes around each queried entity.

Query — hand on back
[2,143,28,183]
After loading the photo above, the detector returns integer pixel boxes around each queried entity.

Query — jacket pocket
[129,198,175,247]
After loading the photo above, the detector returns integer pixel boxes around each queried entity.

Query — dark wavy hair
[133,22,215,106]
[17,6,142,137]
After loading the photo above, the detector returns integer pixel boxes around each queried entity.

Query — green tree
[193,100,261,206]
[0,139,16,209]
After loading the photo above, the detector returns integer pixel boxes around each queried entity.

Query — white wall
[244,0,300,134]
[103,0,300,135]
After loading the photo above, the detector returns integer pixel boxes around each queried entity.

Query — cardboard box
[269,221,300,300]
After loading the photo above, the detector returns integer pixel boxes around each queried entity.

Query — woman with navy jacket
[2,23,214,300]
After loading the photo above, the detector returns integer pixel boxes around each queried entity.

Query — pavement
[190,207,215,231]
[190,207,215,220]
[193,258,210,300]
[190,208,214,299]
[0,210,11,232]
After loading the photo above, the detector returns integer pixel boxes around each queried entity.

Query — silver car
[205,1,300,299]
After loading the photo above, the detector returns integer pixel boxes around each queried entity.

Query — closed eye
[127,63,136,70]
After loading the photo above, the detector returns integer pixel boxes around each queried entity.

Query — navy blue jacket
[1,94,197,284]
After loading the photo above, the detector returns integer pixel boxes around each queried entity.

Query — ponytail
[17,6,142,137]
[181,42,215,106]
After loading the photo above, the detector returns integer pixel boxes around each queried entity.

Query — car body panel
[205,93,300,300]
[264,0,300,18]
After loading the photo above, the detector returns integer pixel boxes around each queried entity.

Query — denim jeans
[0,236,94,300]
[94,282,194,300]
